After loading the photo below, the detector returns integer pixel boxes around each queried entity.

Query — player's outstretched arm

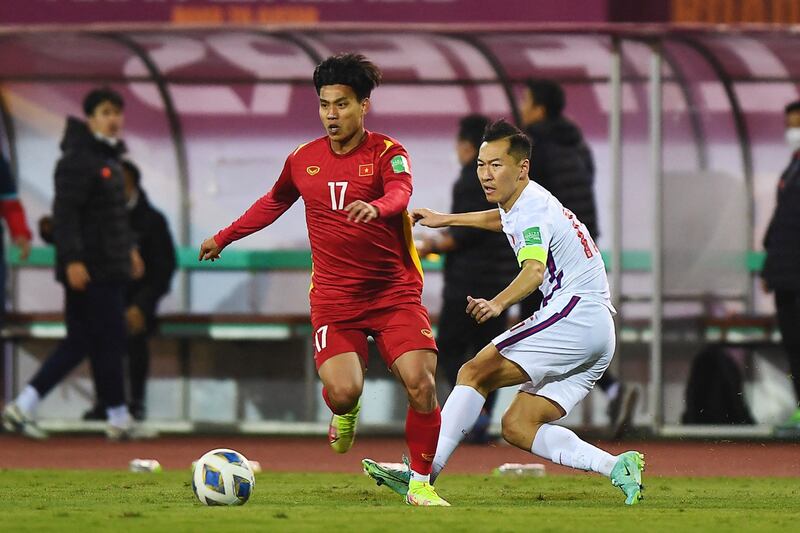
[410,208,502,231]
[466,259,544,324]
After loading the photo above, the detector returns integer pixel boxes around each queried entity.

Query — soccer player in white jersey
[363,119,644,505]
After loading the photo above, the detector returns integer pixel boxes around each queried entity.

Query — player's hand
[410,208,449,228]
[130,248,145,280]
[125,305,146,335]
[345,200,379,223]
[14,236,31,261]
[66,261,91,291]
[466,296,503,324]
[199,237,222,262]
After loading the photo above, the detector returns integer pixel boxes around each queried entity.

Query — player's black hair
[313,53,382,101]
[121,159,141,187]
[785,100,800,115]
[458,114,490,151]
[525,78,565,119]
[83,87,124,117]
[482,119,532,162]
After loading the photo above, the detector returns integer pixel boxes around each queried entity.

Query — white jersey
[499,181,613,311]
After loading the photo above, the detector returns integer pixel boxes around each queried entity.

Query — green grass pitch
[2,470,798,532]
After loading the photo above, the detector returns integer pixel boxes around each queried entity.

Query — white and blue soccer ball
[192,448,256,506]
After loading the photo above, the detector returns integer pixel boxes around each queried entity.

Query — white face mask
[786,127,800,151]
[94,131,119,147]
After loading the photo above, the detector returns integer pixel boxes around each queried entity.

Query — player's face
[477,139,529,208]
[319,85,369,149]
[87,100,124,139]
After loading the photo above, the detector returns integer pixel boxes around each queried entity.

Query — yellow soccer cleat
[405,479,450,507]
[328,398,361,454]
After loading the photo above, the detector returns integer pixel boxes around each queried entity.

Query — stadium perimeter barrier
[0,23,798,437]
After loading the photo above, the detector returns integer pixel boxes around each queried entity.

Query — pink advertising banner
[0,0,608,26]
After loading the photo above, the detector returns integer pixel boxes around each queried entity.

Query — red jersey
[215,131,424,310]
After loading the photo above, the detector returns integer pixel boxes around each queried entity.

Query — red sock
[405,406,441,476]
[322,387,334,412]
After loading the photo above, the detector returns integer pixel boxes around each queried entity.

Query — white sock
[16,385,41,416]
[606,382,621,401]
[107,404,131,428]
[410,471,430,483]
[531,423,618,477]
[431,385,485,483]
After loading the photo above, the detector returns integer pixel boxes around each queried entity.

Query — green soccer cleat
[775,409,800,437]
[328,398,361,454]
[362,457,411,496]
[405,479,450,507]
[610,451,645,505]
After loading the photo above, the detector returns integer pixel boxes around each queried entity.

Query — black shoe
[607,384,639,439]
[129,403,145,422]
[82,404,107,421]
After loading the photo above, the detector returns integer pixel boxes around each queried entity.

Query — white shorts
[492,294,615,415]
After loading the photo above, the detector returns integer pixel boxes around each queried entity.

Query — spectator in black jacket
[519,79,637,437]
[416,114,518,442]
[762,99,800,431]
[82,160,177,420]
[1,88,150,440]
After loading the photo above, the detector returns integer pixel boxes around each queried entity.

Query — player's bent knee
[501,411,540,450]
[455,359,481,387]
[404,373,437,411]
[326,383,362,413]
[500,412,523,446]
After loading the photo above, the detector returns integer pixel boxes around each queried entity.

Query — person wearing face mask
[518,78,637,438]
[79,160,176,421]
[762,99,800,433]
[1,87,152,441]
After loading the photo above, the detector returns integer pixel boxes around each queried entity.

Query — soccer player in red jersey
[199,54,448,506]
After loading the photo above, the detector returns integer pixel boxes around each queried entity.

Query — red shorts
[310,301,438,370]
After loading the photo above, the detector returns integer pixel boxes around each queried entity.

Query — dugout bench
[1,246,783,435]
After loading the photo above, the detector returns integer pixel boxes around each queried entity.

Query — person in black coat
[762,99,800,430]
[83,160,177,420]
[518,79,637,437]
[416,114,519,442]
[41,160,177,421]
[1,88,148,440]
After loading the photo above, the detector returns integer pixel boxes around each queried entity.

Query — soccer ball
[192,448,256,506]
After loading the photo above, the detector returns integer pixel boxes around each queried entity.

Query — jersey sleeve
[0,157,31,240]
[371,142,412,218]
[510,207,551,267]
[214,154,300,248]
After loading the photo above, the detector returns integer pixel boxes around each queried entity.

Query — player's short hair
[525,78,565,119]
[458,114,490,151]
[785,100,800,115]
[482,119,531,162]
[83,87,124,117]
[313,53,382,101]
[121,159,141,187]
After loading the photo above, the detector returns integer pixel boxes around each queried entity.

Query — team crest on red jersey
[358,163,374,177]
[306,166,320,175]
